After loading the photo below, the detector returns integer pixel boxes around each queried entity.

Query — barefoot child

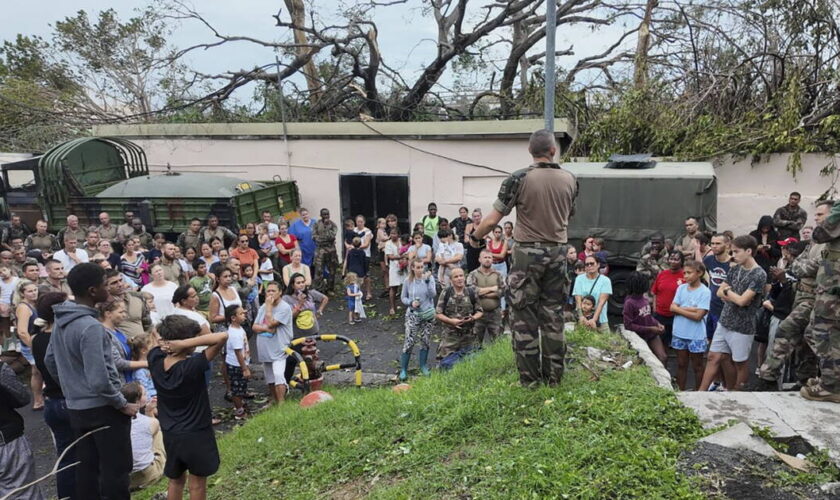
[224,305,251,420]
[344,272,363,324]
[670,260,711,391]
[148,314,228,500]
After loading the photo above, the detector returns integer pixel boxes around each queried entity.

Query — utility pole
[544,0,557,133]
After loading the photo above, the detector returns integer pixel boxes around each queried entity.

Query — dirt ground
[678,442,838,499]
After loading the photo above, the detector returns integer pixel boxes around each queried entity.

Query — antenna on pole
[544,0,557,133]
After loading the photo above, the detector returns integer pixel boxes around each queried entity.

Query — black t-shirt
[148,347,211,433]
[31,331,64,399]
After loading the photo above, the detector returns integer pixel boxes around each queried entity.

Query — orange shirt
[230,247,259,268]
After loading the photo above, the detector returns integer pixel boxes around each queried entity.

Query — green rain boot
[399,352,411,381]
[418,349,432,376]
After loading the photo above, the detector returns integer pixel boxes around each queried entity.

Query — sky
[2,0,632,105]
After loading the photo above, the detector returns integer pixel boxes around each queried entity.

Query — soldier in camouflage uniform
[755,200,831,389]
[435,267,483,359]
[636,233,669,282]
[799,199,840,402]
[468,129,578,387]
[311,208,339,294]
[467,250,505,345]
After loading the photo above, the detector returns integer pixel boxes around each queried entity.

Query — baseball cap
[777,237,799,246]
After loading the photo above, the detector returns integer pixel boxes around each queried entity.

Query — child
[257,223,276,258]
[345,237,367,280]
[122,382,166,490]
[345,272,364,324]
[188,260,214,316]
[258,253,275,290]
[579,295,599,328]
[148,314,228,500]
[129,333,157,409]
[670,260,711,391]
[623,271,667,365]
[141,291,160,326]
[342,218,356,256]
[224,305,251,420]
[398,234,411,275]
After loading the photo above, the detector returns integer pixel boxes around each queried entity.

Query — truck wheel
[607,267,633,317]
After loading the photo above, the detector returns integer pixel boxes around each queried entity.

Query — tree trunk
[284,0,321,102]
[633,0,657,89]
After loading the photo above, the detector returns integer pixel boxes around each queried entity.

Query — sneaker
[800,384,840,403]
[708,382,721,392]
[234,409,247,421]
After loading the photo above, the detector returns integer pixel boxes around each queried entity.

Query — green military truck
[563,157,717,315]
[0,137,300,236]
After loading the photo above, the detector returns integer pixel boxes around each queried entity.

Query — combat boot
[418,349,432,376]
[399,352,411,381]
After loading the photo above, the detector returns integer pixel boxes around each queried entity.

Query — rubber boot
[418,349,432,376]
[399,352,410,381]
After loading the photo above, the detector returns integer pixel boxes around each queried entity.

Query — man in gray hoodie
[45,262,140,500]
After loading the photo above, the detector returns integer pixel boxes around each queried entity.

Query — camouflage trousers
[473,308,503,346]
[758,291,819,383]
[312,246,338,293]
[507,243,568,387]
[437,326,477,360]
[805,290,840,392]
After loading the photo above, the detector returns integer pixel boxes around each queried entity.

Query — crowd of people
[1,181,837,499]
[0,204,514,499]
[623,193,837,401]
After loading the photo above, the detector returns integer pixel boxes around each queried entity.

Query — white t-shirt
[225,324,250,366]
[259,259,274,282]
[129,413,155,472]
[53,249,90,272]
[141,281,178,318]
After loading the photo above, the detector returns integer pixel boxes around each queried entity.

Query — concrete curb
[617,326,674,391]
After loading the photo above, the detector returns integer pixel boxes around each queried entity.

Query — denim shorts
[671,337,708,354]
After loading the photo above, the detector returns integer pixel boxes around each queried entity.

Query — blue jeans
[44,397,76,499]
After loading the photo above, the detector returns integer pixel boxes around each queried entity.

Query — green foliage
[137,328,707,499]
[572,76,840,175]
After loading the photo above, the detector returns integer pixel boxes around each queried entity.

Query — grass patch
[138,328,706,499]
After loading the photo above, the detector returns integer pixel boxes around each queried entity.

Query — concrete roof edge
[92,119,575,140]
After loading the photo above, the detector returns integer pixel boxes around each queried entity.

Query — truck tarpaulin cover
[561,161,717,261]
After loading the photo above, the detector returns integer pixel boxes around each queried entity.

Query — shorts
[263,359,287,386]
[226,363,249,397]
[709,322,754,362]
[163,428,220,478]
[671,337,708,354]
